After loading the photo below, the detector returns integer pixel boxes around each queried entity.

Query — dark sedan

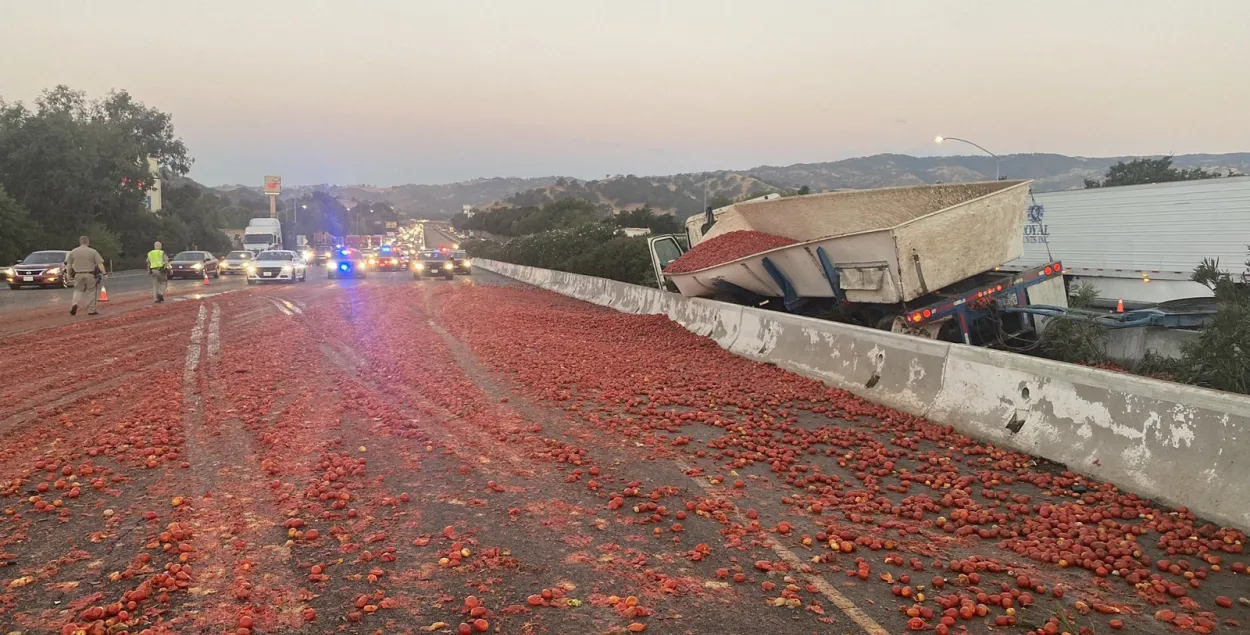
[7,250,71,290]
[169,251,220,279]
[450,250,472,275]
[326,248,367,279]
[373,246,409,271]
[412,249,454,280]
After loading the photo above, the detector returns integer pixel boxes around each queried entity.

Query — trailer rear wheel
[875,315,903,332]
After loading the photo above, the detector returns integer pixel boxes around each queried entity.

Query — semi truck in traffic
[243,218,283,254]
[998,177,1250,309]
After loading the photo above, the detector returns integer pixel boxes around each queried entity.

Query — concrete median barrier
[473,259,1250,531]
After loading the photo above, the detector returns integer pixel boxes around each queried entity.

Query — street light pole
[935,136,1001,181]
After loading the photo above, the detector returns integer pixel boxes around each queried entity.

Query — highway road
[0,238,1245,634]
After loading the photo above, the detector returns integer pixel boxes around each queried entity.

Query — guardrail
[473,258,1250,531]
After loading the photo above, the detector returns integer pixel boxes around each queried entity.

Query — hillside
[499,173,780,217]
[215,152,1250,221]
[741,152,1250,192]
[213,176,560,219]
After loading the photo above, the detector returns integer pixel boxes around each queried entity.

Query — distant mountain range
[213,152,1250,220]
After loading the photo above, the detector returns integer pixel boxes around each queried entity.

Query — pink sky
[3,0,1247,186]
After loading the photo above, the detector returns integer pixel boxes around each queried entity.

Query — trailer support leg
[761,257,803,312]
[814,247,844,303]
[955,306,973,345]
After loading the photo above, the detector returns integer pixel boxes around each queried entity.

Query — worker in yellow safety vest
[148,241,170,303]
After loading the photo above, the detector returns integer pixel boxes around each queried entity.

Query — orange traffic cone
[98,286,109,302]
[1115,298,1124,313]
[202,271,210,285]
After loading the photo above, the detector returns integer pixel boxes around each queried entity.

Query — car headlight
[390,259,398,265]
[415,263,424,271]
[326,261,336,270]
[192,263,203,270]
[246,265,257,273]
[46,267,62,275]
[443,262,453,270]
[281,265,293,273]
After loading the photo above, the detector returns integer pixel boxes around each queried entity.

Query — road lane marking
[207,303,220,358]
[266,297,293,316]
[279,298,302,315]
[184,304,207,382]
[682,462,890,635]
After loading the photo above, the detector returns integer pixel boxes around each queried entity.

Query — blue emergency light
[340,249,350,256]
[339,263,349,271]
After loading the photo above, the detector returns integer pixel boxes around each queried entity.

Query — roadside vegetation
[1037,254,1250,395]
[0,86,237,267]
[455,199,664,287]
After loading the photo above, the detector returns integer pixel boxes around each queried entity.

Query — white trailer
[1001,177,1250,309]
[650,181,1069,344]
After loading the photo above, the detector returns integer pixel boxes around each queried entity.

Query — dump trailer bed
[666,180,1033,305]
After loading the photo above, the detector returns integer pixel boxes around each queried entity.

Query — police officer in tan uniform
[67,235,106,316]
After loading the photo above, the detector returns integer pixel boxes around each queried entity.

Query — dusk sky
[3,0,1247,187]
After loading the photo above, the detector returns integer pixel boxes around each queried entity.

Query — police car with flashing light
[373,244,409,271]
[326,248,368,279]
[411,248,455,280]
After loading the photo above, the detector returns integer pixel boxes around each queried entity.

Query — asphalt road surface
[0,265,1246,634]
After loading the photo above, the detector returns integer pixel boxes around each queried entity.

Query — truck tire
[875,315,902,332]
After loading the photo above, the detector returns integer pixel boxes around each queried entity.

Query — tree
[797,185,811,195]
[612,206,681,234]
[0,185,36,264]
[0,86,194,262]
[1083,156,1231,188]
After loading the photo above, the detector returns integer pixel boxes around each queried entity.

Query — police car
[326,248,367,279]
[412,248,455,280]
[373,244,409,271]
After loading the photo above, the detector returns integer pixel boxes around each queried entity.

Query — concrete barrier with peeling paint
[473,259,1250,531]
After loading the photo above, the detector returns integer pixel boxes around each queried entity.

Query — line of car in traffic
[3,244,472,290]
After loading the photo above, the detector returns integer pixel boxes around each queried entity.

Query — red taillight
[1044,265,1053,275]
[1054,261,1062,272]
[996,285,1003,292]
[911,313,923,322]
[922,309,932,318]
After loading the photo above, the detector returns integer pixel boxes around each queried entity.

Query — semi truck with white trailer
[999,177,1250,309]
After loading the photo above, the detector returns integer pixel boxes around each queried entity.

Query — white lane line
[279,298,303,315]
[266,297,293,316]
[291,299,306,311]
[683,463,890,635]
[184,304,207,382]
[207,303,221,358]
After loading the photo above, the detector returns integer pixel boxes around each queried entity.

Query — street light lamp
[935,136,1001,181]
[281,198,308,226]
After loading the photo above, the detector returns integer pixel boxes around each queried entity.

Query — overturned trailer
[649,181,1071,345]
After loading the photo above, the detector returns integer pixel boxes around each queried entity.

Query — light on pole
[282,199,308,227]
[935,136,1001,181]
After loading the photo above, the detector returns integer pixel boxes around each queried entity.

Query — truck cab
[647,194,780,290]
